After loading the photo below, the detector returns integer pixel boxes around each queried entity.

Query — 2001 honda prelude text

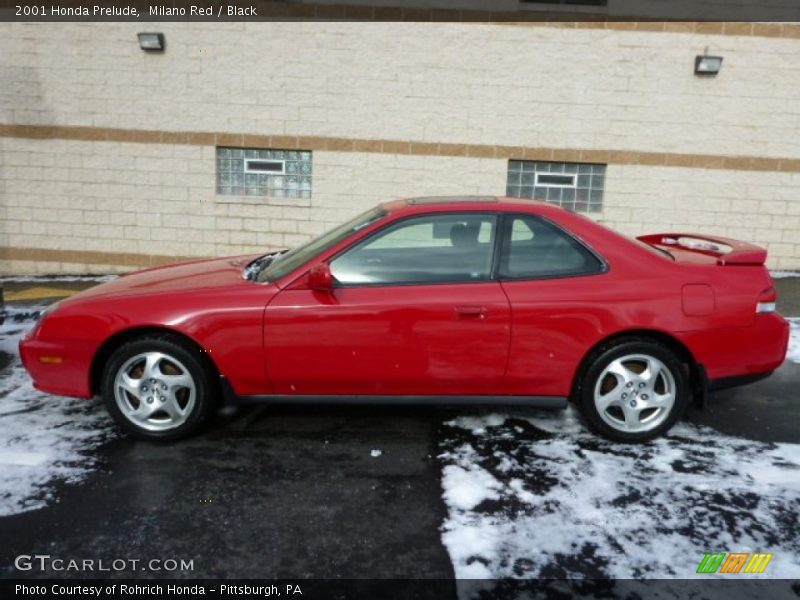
[20,197,789,443]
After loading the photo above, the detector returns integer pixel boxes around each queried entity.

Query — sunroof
[406,195,498,205]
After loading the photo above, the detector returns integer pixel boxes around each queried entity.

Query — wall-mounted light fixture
[137,32,165,52]
[695,53,723,76]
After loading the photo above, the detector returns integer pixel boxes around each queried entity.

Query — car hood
[65,255,263,302]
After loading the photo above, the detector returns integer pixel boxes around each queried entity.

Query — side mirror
[308,263,334,292]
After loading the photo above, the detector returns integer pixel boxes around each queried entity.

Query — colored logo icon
[697,552,773,574]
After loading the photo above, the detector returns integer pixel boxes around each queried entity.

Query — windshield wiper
[243,250,287,281]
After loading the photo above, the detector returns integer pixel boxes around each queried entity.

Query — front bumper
[19,333,96,399]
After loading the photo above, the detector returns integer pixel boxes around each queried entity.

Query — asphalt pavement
[0,274,798,582]
[0,404,457,580]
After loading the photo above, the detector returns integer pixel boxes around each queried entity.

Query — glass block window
[216,147,312,199]
[507,160,605,213]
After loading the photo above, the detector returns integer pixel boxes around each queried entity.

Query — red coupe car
[20,197,789,442]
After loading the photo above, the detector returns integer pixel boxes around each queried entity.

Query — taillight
[756,286,777,313]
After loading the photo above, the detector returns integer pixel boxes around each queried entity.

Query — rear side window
[499,215,603,279]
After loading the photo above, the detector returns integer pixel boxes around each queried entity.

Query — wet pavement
[686,360,800,443]
[2,351,797,580]
[0,274,798,581]
[0,404,457,579]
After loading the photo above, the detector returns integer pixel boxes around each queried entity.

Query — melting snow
[788,318,800,364]
[0,274,117,284]
[0,304,114,516]
[439,408,800,585]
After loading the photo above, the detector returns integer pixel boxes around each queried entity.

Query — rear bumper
[19,334,96,399]
[692,368,775,410]
[678,313,790,383]
[708,371,774,392]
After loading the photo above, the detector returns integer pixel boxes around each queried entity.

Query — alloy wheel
[592,353,676,434]
[113,351,196,432]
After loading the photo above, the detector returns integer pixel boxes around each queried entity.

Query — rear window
[634,239,675,261]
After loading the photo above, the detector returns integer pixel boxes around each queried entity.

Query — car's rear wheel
[101,335,216,441]
[576,339,689,443]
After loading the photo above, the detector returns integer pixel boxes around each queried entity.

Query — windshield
[256,206,388,282]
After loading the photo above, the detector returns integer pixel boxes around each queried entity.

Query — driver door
[263,212,511,395]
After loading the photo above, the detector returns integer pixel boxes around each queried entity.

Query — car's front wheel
[101,335,216,441]
[576,339,689,443]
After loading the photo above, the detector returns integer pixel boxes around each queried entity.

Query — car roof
[405,195,498,205]
[383,195,557,214]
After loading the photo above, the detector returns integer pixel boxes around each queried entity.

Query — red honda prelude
[20,197,789,442]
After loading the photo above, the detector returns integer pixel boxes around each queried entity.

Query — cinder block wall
[0,21,798,272]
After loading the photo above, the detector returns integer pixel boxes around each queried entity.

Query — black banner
[2,579,800,600]
[2,0,800,22]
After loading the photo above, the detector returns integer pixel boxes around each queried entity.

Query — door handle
[455,306,488,320]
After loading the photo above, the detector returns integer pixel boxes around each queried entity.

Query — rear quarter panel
[502,209,780,395]
[501,270,685,396]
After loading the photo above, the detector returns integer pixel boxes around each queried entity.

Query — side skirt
[219,377,567,409]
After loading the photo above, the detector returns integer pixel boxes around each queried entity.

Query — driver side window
[330,213,497,285]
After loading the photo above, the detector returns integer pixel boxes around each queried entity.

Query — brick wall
[602,166,800,267]
[3,22,799,158]
[0,21,798,272]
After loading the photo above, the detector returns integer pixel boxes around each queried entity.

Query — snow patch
[442,463,501,511]
[770,271,800,279]
[370,449,383,458]
[787,318,800,364]
[0,274,117,284]
[0,451,48,466]
[0,303,114,516]
[440,410,800,585]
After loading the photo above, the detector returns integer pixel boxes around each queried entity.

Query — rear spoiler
[636,233,767,266]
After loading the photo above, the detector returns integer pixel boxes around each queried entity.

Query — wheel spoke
[118,373,140,398]
[640,357,662,386]
[162,395,186,420]
[606,359,634,384]
[162,372,192,390]
[132,399,159,421]
[597,389,622,412]
[644,391,673,409]
[622,404,641,429]
[141,352,163,381]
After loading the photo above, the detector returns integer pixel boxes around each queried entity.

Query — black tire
[101,334,217,441]
[575,338,690,443]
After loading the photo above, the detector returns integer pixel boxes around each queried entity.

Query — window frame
[328,211,503,289]
[495,213,609,282]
